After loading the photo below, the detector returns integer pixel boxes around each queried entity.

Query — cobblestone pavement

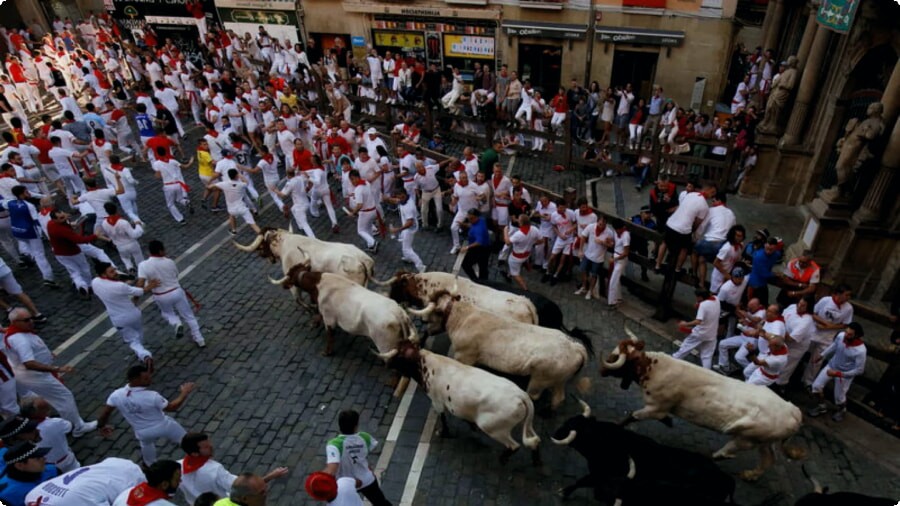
[13,124,899,505]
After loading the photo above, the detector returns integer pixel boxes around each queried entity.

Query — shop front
[109,0,218,56]
[502,20,587,95]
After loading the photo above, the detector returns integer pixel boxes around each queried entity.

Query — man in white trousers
[348,169,379,253]
[673,288,720,369]
[152,147,194,225]
[388,188,425,273]
[91,261,159,367]
[99,363,196,466]
[21,396,80,472]
[26,456,145,506]
[100,202,145,274]
[138,240,206,348]
[608,219,630,308]
[271,169,315,238]
[2,308,98,438]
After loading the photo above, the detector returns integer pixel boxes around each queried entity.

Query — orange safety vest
[787,258,819,284]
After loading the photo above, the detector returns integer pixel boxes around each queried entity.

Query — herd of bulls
[234,228,895,506]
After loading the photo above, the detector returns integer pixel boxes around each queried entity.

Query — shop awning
[502,20,589,40]
[594,27,685,46]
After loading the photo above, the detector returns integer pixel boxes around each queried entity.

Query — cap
[305,472,338,501]
[731,267,746,278]
[221,148,234,156]
[433,133,442,139]
[755,228,770,241]
[0,417,38,441]
[639,205,651,213]
[3,441,50,464]
[780,60,788,66]
[366,127,378,135]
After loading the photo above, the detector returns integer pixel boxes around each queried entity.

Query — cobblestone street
[12,125,898,505]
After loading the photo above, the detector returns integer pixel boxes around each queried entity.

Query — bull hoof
[739,469,763,482]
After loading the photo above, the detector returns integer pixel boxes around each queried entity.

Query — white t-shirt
[510,226,541,256]
[350,182,376,211]
[100,219,143,250]
[551,209,577,242]
[812,296,854,345]
[452,183,479,215]
[666,192,709,234]
[106,385,169,432]
[178,458,237,505]
[757,318,786,355]
[717,278,747,306]
[282,174,310,208]
[535,201,557,238]
[257,158,279,183]
[700,205,736,242]
[4,331,53,370]
[711,242,743,293]
[612,229,631,259]
[36,417,74,470]
[48,146,79,177]
[784,304,815,349]
[692,297,721,341]
[331,477,364,506]
[414,165,440,192]
[152,159,185,185]
[326,432,378,488]
[215,180,249,214]
[25,457,145,506]
[581,222,613,263]
[137,256,181,295]
[79,188,117,218]
[398,198,418,232]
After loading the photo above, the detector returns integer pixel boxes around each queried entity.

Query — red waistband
[760,369,778,379]
[361,207,375,212]
[511,250,530,259]
[153,287,179,296]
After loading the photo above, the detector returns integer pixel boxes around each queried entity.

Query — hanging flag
[816,0,861,33]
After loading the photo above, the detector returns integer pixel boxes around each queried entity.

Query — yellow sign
[443,34,494,59]
[374,31,425,49]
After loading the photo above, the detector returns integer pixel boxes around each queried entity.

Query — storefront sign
[374,31,425,49]
[502,22,587,40]
[216,8,294,25]
[443,34,494,58]
[816,0,860,34]
[351,36,366,47]
[595,27,684,46]
[213,0,294,9]
[342,1,501,20]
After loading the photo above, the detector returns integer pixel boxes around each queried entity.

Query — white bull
[235,228,380,286]
[411,293,592,410]
[379,340,541,464]
[386,271,538,327]
[601,329,805,481]
[271,267,417,357]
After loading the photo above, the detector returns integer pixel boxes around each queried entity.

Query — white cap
[366,128,377,135]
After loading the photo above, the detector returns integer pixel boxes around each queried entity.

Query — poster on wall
[214,0,301,44]
[372,30,426,61]
[442,34,494,59]
[425,31,442,66]
[816,0,860,34]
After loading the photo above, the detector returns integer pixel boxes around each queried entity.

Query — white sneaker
[450,246,460,255]
[72,420,98,438]
[585,292,592,301]
[574,288,586,295]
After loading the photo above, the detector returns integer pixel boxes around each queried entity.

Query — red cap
[305,472,338,501]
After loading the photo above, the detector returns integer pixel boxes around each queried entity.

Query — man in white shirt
[715,297,765,374]
[49,135,88,198]
[152,148,193,224]
[306,163,339,234]
[210,168,261,236]
[137,240,206,348]
[388,188,425,273]
[710,225,745,294]
[449,171,479,255]
[272,170,316,238]
[323,410,390,506]
[414,159,447,231]
[178,432,289,505]
[503,214,543,291]
[735,304,786,370]
[608,219,631,307]
[99,364,195,466]
[674,289,721,368]
[777,298,816,388]
[655,182,713,273]
[576,214,613,300]
[3,308,98,438]
[692,193,736,288]
[802,284,854,387]
[100,202,144,273]
[347,170,379,253]
[91,262,159,364]
[744,334,789,386]
[545,200,578,286]
[112,459,181,506]
[532,196,556,271]
[26,456,145,506]
[807,322,867,422]
[21,396,80,472]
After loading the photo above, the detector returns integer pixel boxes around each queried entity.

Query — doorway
[611,49,659,100]
[518,43,562,96]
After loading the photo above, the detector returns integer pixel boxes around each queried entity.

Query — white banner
[143,16,202,26]
[214,0,295,10]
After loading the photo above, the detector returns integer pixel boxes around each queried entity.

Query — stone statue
[822,101,885,200]
[758,56,798,134]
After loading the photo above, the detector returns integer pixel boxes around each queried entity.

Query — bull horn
[604,351,627,370]
[625,327,639,343]
[369,275,398,286]
[289,221,295,234]
[268,275,290,286]
[450,277,459,296]
[550,430,576,446]
[233,234,264,252]
[578,399,591,418]
[406,302,436,318]
[376,349,399,361]
[626,457,636,479]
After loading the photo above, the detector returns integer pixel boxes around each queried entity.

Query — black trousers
[462,246,490,281]
[359,479,392,506]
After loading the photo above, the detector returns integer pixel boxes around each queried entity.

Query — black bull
[552,415,736,505]
[473,278,567,330]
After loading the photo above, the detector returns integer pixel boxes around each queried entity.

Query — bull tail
[564,327,595,357]
[520,397,541,450]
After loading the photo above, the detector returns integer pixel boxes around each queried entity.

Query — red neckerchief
[770,345,788,355]
[278,125,287,132]
[110,163,125,172]
[154,103,164,110]
[354,180,366,187]
[207,105,220,113]
[845,337,864,347]
[519,224,532,235]
[457,181,468,188]
[126,483,169,506]
[157,154,172,163]
[136,92,147,98]
[578,208,593,216]
[712,201,726,208]
[182,454,211,474]
[206,130,218,138]
[106,215,121,226]
[492,175,503,188]
[615,226,626,237]
[39,207,53,216]
[766,316,785,323]
[706,296,717,302]
[263,154,274,163]
[466,154,475,162]
[595,223,606,236]
[3,323,29,349]
[94,139,105,147]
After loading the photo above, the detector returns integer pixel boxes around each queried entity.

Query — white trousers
[264,176,285,211]
[56,253,92,290]
[311,186,338,226]
[673,335,715,369]
[802,341,829,387]
[717,335,752,367]
[420,188,444,228]
[450,210,467,248]
[551,112,566,129]
[59,173,86,199]
[357,210,377,248]
[80,243,116,269]
[811,367,853,405]
[776,342,810,386]
[608,259,626,304]
[15,370,88,431]
[0,378,19,417]
[291,204,315,238]
[154,288,204,343]
[163,184,188,222]
[515,103,533,124]
[629,124,644,146]
[118,191,140,222]
[112,315,152,361]
[18,237,54,280]
[117,241,145,271]
[399,229,424,271]
[744,365,776,386]
[134,416,187,466]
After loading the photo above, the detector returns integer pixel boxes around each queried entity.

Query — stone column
[796,3,820,70]
[759,0,779,51]
[781,25,831,146]
[880,60,900,128]
[854,114,900,222]
[763,0,787,52]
